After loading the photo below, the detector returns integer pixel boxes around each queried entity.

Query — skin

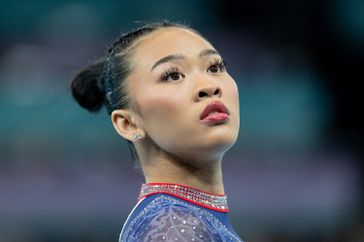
[111,27,240,194]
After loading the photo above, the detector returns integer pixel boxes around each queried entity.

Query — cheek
[135,87,185,131]
[224,77,240,108]
[137,90,197,152]
[224,77,240,131]
[231,82,239,103]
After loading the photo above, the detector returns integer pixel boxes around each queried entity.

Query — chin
[201,131,238,154]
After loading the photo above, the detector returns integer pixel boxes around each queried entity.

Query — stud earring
[133,133,144,141]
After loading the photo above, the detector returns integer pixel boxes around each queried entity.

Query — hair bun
[71,61,106,112]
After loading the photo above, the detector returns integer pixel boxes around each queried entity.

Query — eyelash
[160,66,185,81]
[160,58,227,82]
[208,58,226,73]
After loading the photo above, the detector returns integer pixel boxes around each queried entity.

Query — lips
[200,101,230,121]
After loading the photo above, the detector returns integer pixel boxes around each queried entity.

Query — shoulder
[120,195,222,242]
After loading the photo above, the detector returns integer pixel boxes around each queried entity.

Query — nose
[194,85,222,101]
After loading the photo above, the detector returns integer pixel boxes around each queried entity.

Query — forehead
[131,27,214,66]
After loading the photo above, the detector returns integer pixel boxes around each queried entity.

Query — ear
[111,109,145,142]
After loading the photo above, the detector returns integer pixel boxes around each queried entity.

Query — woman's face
[127,27,240,161]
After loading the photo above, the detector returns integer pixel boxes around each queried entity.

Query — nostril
[199,92,207,98]
[213,89,219,95]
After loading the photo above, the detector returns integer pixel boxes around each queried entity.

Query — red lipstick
[200,101,230,124]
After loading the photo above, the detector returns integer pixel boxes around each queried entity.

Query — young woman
[71,21,242,242]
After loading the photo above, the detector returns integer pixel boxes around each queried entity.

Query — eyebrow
[199,49,219,58]
[150,48,220,71]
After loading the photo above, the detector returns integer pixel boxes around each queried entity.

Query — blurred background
[0,0,363,241]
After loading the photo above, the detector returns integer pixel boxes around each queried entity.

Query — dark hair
[70,20,194,168]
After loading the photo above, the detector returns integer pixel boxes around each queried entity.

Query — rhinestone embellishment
[138,183,229,212]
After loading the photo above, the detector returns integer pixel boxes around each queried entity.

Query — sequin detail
[138,183,229,212]
[120,195,243,242]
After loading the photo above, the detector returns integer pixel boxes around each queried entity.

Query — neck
[141,153,225,194]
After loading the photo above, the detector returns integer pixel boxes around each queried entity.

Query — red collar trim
[137,182,229,213]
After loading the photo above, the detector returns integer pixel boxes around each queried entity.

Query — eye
[207,59,226,73]
[161,67,185,82]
